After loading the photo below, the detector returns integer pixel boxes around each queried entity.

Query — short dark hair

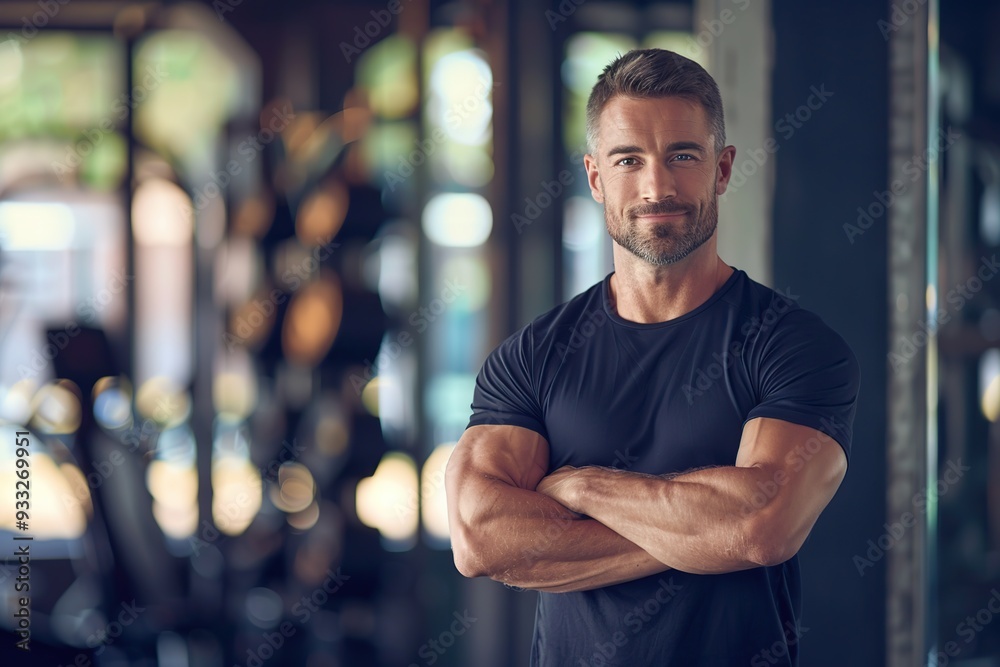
[585,48,726,156]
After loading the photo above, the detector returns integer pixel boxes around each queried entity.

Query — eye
[672,154,696,162]
[615,157,639,167]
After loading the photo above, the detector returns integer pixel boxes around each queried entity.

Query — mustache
[628,201,693,218]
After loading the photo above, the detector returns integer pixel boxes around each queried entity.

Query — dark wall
[771,1,889,665]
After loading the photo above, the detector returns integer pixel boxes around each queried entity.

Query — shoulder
[721,271,801,327]
[468,281,605,434]
[724,271,859,378]
[726,273,846,344]
[734,280,861,460]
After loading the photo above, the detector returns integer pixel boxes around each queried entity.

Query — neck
[608,247,733,324]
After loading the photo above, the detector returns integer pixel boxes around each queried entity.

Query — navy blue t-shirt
[465,266,860,666]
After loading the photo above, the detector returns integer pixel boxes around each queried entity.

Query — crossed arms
[444,417,847,593]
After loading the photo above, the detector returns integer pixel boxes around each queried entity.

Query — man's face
[584,95,735,266]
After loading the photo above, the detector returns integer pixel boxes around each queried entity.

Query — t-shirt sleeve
[466,324,549,441]
[744,307,861,468]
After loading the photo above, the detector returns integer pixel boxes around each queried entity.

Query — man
[444,48,860,666]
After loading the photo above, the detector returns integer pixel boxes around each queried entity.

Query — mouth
[634,212,688,222]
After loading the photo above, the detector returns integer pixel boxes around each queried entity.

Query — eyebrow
[605,141,708,158]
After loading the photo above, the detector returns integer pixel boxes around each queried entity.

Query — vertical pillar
[695,0,774,285]
[886,0,935,664]
[771,1,892,664]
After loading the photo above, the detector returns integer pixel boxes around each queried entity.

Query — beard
[605,190,719,266]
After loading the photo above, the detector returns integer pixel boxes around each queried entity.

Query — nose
[640,160,678,202]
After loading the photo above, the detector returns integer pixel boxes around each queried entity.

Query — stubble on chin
[605,198,718,266]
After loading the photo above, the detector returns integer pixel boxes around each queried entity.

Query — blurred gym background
[0,0,997,665]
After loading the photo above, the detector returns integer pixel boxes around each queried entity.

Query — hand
[535,466,588,514]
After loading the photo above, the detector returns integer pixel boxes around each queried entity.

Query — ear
[584,152,604,204]
[715,145,737,196]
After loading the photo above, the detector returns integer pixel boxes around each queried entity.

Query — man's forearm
[538,466,836,574]
[452,477,671,592]
[534,420,849,575]
[551,466,776,575]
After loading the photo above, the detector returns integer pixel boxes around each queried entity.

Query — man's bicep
[448,424,551,492]
[735,417,847,538]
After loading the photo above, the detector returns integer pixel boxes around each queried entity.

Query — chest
[539,327,755,474]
